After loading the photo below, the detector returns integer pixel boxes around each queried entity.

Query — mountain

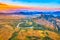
[7,11,60,15]
[0,10,60,16]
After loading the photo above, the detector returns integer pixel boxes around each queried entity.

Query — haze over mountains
[0,3,60,13]
[0,3,60,21]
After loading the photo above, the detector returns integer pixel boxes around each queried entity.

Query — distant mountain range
[0,11,60,16]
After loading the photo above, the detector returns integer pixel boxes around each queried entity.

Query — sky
[0,0,60,8]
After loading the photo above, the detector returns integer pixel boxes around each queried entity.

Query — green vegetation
[17,19,58,32]
[26,36,40,40]
[42,36,53,40]
[26,36,53,40]
[9,32,19,40]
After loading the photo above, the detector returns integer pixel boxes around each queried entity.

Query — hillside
[0,18,60,40]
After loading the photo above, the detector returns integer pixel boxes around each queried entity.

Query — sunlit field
[0,15,60,40]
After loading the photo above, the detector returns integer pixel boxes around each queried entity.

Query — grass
[0,19,60,40]
[9,32,19,40]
